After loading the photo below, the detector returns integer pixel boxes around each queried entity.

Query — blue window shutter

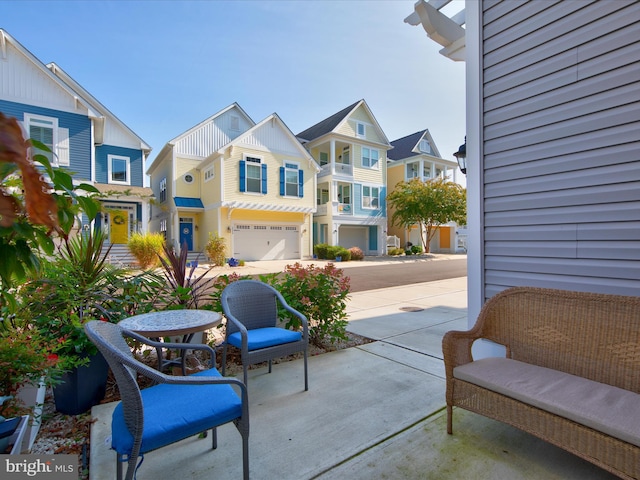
[298,170,304,197]
[239,161,246,192]
[261,164,268,194]
[280,167,285,196]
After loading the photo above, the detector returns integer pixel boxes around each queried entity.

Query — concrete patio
[89,275,618,479]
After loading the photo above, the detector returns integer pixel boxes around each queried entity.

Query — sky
[2,0,466,178]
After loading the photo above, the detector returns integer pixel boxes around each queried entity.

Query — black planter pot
[53,352,109,415]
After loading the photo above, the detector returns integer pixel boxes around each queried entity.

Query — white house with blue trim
[0,29,152,250]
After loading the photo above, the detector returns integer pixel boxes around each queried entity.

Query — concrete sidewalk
[89,276,617,480]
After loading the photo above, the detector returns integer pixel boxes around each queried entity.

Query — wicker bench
[443,286,640,480]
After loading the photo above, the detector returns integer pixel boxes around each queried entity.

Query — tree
[387,177,466,253]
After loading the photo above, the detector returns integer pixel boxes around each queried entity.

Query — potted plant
[21,230,162,415]
[0,323,61,453]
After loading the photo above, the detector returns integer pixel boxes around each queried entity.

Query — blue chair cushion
[228,327,302,350]
[111,368,242,455]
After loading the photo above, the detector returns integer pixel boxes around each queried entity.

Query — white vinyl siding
[480,0,640,298]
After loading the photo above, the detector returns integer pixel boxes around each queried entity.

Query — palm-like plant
[157,243,216,309]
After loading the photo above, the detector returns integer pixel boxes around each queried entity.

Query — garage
[232,224,300,261]
[338,226,368,253]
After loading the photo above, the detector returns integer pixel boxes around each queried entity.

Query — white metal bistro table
[118,310,222,374]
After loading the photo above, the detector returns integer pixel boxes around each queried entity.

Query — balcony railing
[318,163,353,177]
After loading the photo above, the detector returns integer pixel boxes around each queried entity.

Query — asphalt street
[343,257,467,292]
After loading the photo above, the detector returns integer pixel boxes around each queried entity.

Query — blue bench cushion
[228,327,302,350]
[111,368,242,455]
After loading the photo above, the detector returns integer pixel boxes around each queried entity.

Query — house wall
[223,147,315,208]
[174,157,201,198]
[476,0,640,300]
[95,145,144,186]
[0,100,91,179]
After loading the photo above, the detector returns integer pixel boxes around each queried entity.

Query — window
[159,178,167,203]
[204,166,214,182]
[24,114,69,167]
[341,146,350,164]
[239,156,267,194]
[407,162,419,179]
[356,122,365,138]
[108,155,130,185]
[184,173,194,184]
[319,152,328,166]
[362,185,380,209]
[362,147,379,168]
[338,184,351,204]
[317,188,329,205]
[280,162,303,197]
[419,139,432,154]
[160,219,167,240]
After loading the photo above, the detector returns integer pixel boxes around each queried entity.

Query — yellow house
[387,129,462,253]
[147,103,319,261]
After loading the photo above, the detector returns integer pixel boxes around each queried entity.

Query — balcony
[318,163,353,178]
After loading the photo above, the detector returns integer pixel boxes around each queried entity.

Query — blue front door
[179,222,193,251]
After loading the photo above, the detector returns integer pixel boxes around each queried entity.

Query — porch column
[330,139,336,175]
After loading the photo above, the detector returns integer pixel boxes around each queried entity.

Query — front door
[179,220,193,251]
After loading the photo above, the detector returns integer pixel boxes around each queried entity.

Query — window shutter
[298,170,304,197]
[279,167,285,196]
[239,160,246,192]
[57,127,70,166]
[261,164,267,194]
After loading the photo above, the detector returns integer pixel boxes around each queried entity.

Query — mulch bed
[29,332,372,479]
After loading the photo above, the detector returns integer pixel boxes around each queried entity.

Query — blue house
[297,100,392,255]
[0,29,152,250]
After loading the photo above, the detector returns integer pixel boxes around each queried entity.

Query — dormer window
[419,139,432,154]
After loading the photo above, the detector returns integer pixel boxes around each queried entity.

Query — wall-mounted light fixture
[227,226,231,232]
[453,137,467,175]
[195,225,199,231]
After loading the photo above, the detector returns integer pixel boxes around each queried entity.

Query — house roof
[0,29,151,153]
[296,100,361,142]
[388,129,442,161]
[47,62,151,153]
[214,112,319,171]
[147,102,255,175]
[174,197,204,209]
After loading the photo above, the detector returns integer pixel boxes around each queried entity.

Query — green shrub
[314,243,329,259]
[205,232,226,266]
[411,244,423,254]
[261,263,350,347]
[388,247,404,256]
[128,232,165,269]
[405,249,413,256]
[348,246,364,261]
[326,245,351,261]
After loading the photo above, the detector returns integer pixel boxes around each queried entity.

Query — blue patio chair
[84,321,249,480]
[221,279,309,391]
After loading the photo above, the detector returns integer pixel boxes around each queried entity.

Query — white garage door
[233,224,299,261]
[338,226,367,252]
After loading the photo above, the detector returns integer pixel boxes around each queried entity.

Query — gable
[336,103,389,146]
[237,118,303,157]
[174,105,253,158]
[0,31,90,116]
